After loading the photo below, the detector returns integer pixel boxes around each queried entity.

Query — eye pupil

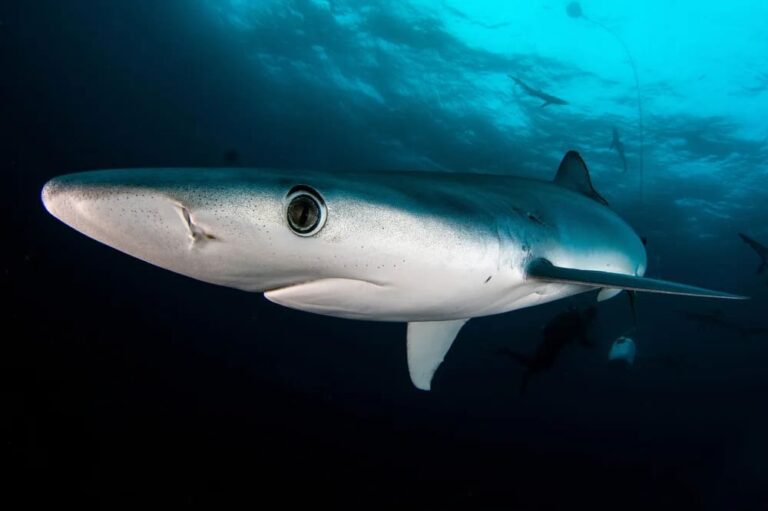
[286,191,324,235]
[299,202,310,225]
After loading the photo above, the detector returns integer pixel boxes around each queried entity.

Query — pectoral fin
[527,258,746,300]
[407,319,468,391]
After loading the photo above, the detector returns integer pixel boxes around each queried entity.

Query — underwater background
[3,1,768,508]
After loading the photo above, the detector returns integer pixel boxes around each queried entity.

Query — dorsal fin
[554,151,609,206]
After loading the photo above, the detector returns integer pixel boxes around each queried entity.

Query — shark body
[42,152,743,390]
[509,76,569,107]
[679,309,768,339]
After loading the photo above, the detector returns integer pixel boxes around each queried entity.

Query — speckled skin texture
[42,167,646,321]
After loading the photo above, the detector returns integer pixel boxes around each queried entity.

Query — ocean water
[4,1,768,508]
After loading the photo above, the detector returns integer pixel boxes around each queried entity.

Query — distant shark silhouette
[739,233,768,274]
[508,76,568,107]
[499,305,597,393]
[680,309,741,332]
[679,309,768,339]
[444,5,512,29]
[610,127,627,173]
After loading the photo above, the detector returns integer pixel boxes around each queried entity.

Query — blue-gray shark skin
[41,151,744,390]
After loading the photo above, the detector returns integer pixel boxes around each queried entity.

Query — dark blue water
[4,1,768,508]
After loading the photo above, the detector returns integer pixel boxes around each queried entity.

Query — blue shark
[509,76,569,107]
[41,151,744,390]
[610,127,628,173]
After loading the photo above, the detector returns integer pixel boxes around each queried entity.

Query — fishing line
[566,2,645,202]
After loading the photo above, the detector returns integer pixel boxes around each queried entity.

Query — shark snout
[41,174,101,228]
[42,172,143,235]
[41,175,76,224]
[41,171,199,267]
[40,169,292,291]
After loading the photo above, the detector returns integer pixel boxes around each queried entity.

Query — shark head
[41,167,531,321]
[42,168,315,291]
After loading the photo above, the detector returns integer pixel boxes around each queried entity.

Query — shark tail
[739,233,768,274]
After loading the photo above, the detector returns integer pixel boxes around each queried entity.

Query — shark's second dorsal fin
[554,151,609,206]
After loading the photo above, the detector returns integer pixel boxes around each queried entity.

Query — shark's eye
[286,185,327,236]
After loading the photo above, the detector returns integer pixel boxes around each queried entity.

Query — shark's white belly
[263,266,588,322]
